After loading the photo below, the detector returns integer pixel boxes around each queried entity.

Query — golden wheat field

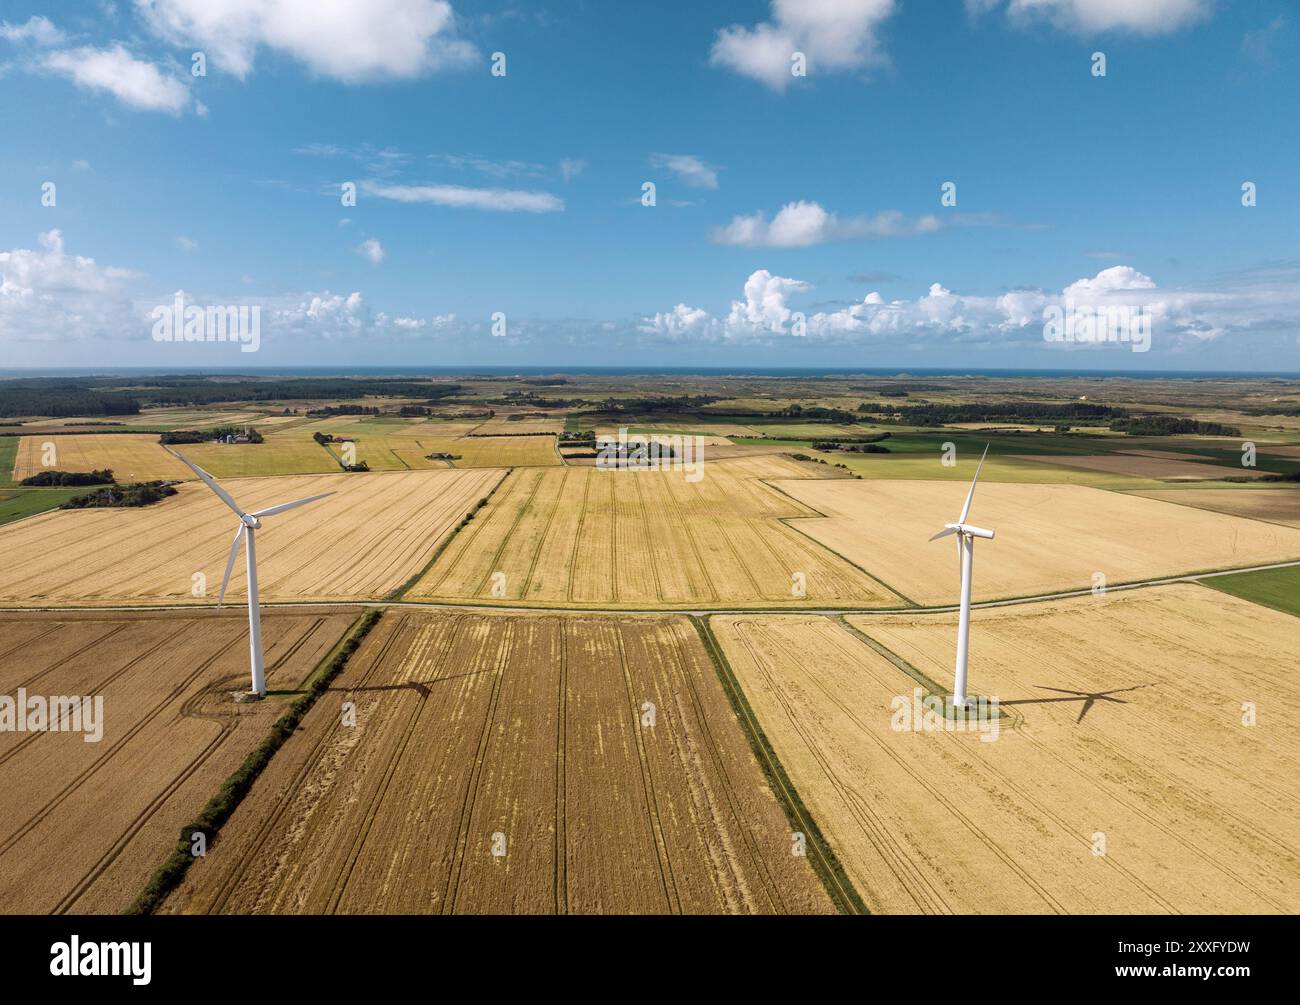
[775,478,1300,605]
[0,607,359,914]
[11,434,194,482]
[162,609,833,915]
[713,585,1300,914]
[407,455,901,608]
[0,469,504,606]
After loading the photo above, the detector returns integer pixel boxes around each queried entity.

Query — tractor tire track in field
[521,467,570,599]
[324,619,467,913]
[444,621,512,914]
[613,625,680,913]
[0,631,247,859]
[760,620,1070,913]
[0,623,191,770]
[726,621,943,913]
[206,616,412,915]
[660,621,783,912]
[553,620,569,914]
[32,618,334,913]
[815,621,1175,914]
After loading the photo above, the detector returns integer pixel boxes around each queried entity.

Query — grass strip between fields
[125,607,383,915]
[690,615,868,915]
[386,471,510,600]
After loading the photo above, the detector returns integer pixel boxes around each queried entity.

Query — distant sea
[1,365,1299,380]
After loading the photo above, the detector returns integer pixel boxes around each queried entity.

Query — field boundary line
[125,608,382,915]
[386,469,510,601]
[760,477,920,607]
[690,615,867,915]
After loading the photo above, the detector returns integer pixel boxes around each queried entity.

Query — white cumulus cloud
[356,238,385,264]
[711,0,897,90]
[967,0,1212,35]
[135,0,477,81]
[41,44,192,114]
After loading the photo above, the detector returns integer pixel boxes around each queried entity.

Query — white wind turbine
[928,445,995,709]
[168,449,333,697]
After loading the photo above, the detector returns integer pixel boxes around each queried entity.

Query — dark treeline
[858,401,1125,425]
[0,376,462,417]
[21,469,115,486]
[61,481,177,508]
[0,383,141,418]
[1109,416,1241,436]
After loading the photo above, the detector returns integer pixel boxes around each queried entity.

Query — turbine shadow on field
[1001,683,1153,724]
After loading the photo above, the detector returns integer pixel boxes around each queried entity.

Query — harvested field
[714,585,1300,913]
[1131,487,1300,528]
[1020,453,1262,480]
[11,434,193,482]
[775,478,1300,604]
[162,610,833,915]
[0,468,504,606]
[177,432,339,477]
[0,607,359,914]
[408,456,900,608]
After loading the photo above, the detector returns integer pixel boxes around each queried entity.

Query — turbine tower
[928,445,996,709]
[168,449,333,697]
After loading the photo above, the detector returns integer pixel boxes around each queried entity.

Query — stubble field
[162,609,833,914]
[407,456,902,608]
[775,478,1300,604]
[0,608,359,913]
[12,434,194,482]
[0,468,504,606]
[713,585,1300,913]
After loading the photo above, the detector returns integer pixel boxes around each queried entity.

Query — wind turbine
[928,445,995,709]
[168,449,333,697]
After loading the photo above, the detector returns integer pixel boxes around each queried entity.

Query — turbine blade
[167,448,247,519]
[928,526,958,542]
[249,491,335,519]
[217,525,244,607]
[957,444,990,524]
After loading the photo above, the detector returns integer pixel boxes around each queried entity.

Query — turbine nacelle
[241,513,262,530]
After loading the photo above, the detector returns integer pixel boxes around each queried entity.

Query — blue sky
[0,0,1297,370]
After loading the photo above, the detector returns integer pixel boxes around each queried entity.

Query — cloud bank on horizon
[0,0,1296,369]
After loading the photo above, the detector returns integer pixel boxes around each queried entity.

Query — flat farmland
[178,432,341,477]
[0,608,359,913]
[1020,453,1263,480]
[0,468,504,606]
[407,456,901,608]
[161,610,833,915]
[11,434,193,482]
[1131,487,1300,528]
[775,478,1300,604]
[713,585,1300,913]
